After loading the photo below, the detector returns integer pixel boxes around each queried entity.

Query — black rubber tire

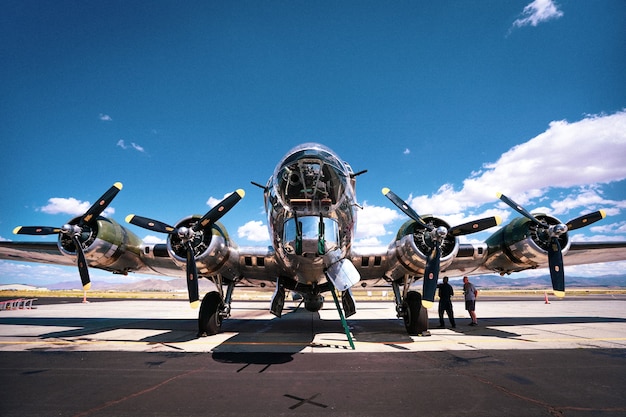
[403,291,429,335]
[198,291,224,337]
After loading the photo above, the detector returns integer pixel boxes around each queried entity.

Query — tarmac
[1,294,625,416]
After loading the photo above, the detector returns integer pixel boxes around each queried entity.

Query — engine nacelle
[58,217,144,274]
[484,214,571,274]
[166,217,232,276]
[387,218,459,279]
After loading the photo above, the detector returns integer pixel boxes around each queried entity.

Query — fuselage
[263,143,358,287]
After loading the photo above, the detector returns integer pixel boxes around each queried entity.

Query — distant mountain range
[30,274,626,292]
[467,274,626,289]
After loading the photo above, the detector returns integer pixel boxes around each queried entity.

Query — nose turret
[272,143,351,212]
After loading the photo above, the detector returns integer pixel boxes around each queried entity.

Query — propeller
[13,182,123,291]
[383,188,501,308]
[126,189,245,308]
[497,192,606,297]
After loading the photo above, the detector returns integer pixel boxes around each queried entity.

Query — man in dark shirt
[437,276,456,328]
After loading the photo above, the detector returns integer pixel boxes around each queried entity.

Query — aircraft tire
[403,291,428,335]
[198,291,224,337]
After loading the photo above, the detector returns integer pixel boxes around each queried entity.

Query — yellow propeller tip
[114,182,123,190]
[421,300,434,309]
[236,189,245,198]
[12,226,22,234]
[494,215,503,225]
[125,214,135,223]
[496,192,502,198]
[553,290,565,298]
[599,210,606,219]
[83,283,92,291]
[190,300,200,309]
[382,187,390,195]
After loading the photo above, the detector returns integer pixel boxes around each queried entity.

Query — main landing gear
[392,281,430,336]
[198,280,235,337]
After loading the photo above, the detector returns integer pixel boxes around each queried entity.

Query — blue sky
[1,0,625,286]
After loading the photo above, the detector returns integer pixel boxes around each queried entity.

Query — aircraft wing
[0,241,77,267]
[442,241,626,277]
[351,235,626,286]
[562,241,626,265]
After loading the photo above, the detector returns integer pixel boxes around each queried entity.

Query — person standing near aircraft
[463,276,478,326]
[437,276,456,328]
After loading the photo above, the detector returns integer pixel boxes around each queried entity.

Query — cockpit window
[283,216,339,255]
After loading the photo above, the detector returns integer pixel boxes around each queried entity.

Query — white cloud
[0,235,10,242]
[403,148,411,155]
[355,203,402,239]
[39,197,115,217]
[206,192,236,208]
[570,233,626,243]
[549,187,626,216]
[354,236,385,247]
[99,113,112,121]
[407,111,626,219]
[117,139,145,153]
[589,222,626,235]
[238,220,270,242]
[143,235,167,244]
[206,196,221,208]
[511,0,564,30]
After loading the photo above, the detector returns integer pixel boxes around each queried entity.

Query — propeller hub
[434,226,448,240]
[61,224,81,236]
[177,226,194,240]
[551,223,568,237]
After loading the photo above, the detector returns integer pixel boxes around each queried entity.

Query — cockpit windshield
[283,216,340,255]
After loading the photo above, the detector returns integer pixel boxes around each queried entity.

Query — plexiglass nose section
[272,143,350,209]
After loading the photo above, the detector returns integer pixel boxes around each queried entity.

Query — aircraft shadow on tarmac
[2,304,626,356]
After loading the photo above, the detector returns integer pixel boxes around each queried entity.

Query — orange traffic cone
[544,291,550,304]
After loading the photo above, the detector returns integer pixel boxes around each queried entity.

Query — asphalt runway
[1,295,626,416]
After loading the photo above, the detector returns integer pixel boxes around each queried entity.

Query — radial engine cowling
[485,214,571,274]
[388,218,459,279]
[58,217,144,273]
[166,217,231,276]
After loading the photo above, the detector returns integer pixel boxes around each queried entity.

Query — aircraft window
[274,148,348,206]
[283,216,339,254]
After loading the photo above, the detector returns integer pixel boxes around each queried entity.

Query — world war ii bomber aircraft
[2,143,626,340]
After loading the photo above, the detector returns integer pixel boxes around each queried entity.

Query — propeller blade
[194,189,245,231]
[547,237,565,298]
[71,235,91,290]
[13,226,62,235]
[450,216,502,236]
[125,215,176,234]
[382,188,431,230]
[497,192,543,227]
[566,210,606,231]
[422,244,441,309]
[80,182,123,226]
[185,241,200,308]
